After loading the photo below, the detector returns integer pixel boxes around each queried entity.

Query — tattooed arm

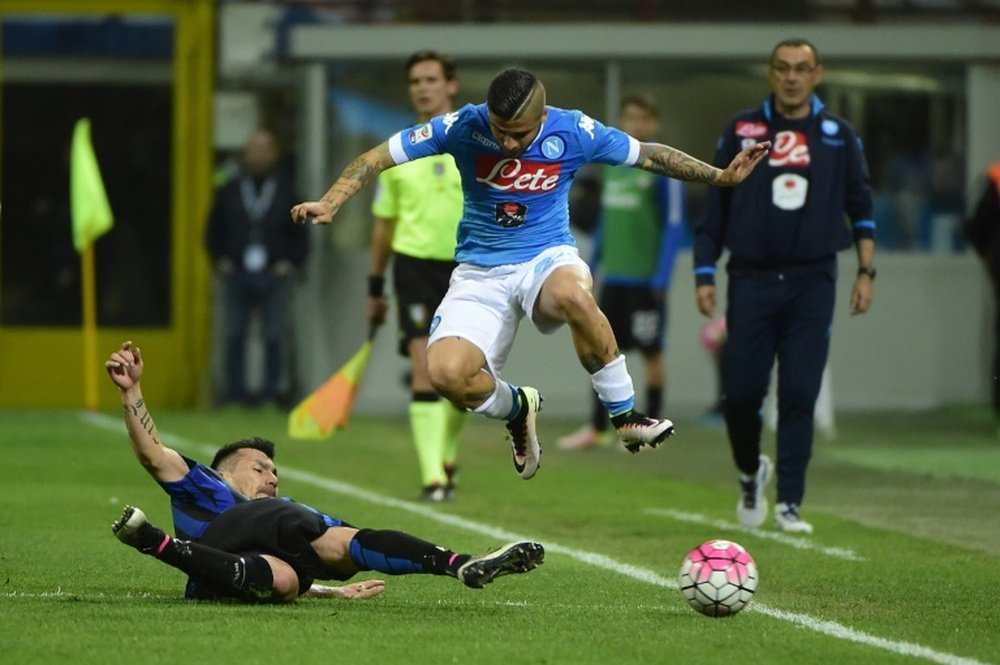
[105,341,189,482]
[291,142,396,225]
[634,141,771,186]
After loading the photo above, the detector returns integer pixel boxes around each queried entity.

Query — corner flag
[71,118,114,252]
[288,328,378,440]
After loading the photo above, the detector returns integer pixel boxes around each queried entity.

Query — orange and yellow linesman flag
[71,118,114,252]
[288,328,378,440]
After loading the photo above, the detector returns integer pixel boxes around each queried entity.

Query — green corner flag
[71,118,114,252]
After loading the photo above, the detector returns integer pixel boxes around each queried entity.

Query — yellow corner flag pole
[70,118,114,410]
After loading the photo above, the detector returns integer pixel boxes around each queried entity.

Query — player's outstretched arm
[635,141,770,186]
[304,579,387,600]
[291,142,396,225]
[105,341,188,483]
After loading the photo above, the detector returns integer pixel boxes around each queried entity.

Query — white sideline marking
[3,589,155,599]
[82,412,990,665]
[644,508,866,561]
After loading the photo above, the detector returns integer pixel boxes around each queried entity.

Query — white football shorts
[427,244,588,376]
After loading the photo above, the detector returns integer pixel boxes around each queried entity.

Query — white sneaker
[774,502,814,534]
[505,387,543,479]
[556,424,602,451]
[614,411,675,454]
[736,454,773,528]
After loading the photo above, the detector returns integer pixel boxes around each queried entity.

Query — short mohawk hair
[487,68,539,120]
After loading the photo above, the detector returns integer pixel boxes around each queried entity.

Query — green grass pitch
[1,405,998,665]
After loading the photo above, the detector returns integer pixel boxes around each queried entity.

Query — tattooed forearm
[320,154,384,209]
[124,398,158,440]
[639,144,720,183]
[139,409,153,435]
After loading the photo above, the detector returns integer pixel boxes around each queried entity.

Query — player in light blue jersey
[293,68,769,481]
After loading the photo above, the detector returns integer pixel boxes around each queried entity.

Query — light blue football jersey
[387,103,640,266]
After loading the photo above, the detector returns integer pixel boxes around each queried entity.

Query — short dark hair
[620,93,659,118]
[487,68,539,120]
[211,437,276,470]
[406,50,457,81]
[770,38,820,65]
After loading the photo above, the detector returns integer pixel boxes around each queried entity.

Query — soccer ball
[678,539,758,617]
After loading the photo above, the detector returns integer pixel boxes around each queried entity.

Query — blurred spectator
[558,94,687,451]
[698,316,727,425]
[963,160,1000,427]
[206,129,308,407]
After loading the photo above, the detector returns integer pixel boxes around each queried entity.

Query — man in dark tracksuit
[206,129,309,407]
[963,162,1000,427]
[694,39,876,534]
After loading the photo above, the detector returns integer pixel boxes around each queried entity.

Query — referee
[367,50,466,501]
[694,38,876,534]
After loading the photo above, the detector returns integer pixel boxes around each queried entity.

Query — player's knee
[262,557,299,602]
[551,283,597,322]
[428,365,463,401]
[427,353,469,399]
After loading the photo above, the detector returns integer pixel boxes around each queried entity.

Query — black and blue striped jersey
[159,455,345,541]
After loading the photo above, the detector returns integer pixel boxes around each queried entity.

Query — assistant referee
[367,50,467,501]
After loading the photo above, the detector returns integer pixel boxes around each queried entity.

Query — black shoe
[457,541,545,589]
[111,505,168,555]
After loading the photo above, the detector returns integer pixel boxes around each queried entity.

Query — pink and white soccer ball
[678,539,758,617]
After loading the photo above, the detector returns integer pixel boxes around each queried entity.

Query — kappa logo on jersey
[408,123,433,145]
[472,131,501,151]
[768,130,810,167]
[578,114,596,140]
[475,156,562,192]
[443,111,459,135]
[495,201,528,228]
[735,121,769,138]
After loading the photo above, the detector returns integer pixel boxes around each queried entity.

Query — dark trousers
[991,261,1000,416]
[220,271,292,404]
[721,269,835,507]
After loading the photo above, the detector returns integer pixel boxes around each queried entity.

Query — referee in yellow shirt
[368,51,466,501]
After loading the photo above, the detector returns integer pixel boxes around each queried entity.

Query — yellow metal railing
[0,0,214,408]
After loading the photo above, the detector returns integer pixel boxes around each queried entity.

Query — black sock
[349,529,471,577]
[156,538,275,600]
[610,410,636,429]
[646,387,663,418]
